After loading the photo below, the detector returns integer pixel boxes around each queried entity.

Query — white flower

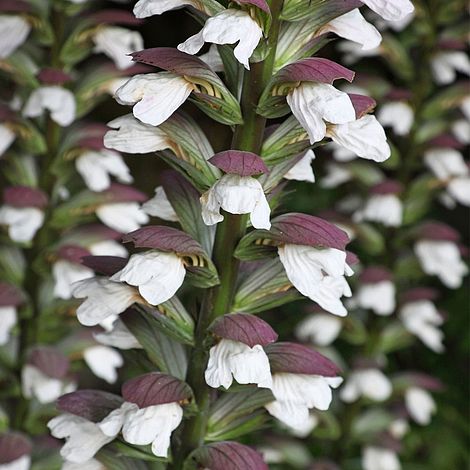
[89,239,128,257]
[295,313,342,346]
[98,401,183,458]
[76,149,132,192]
[0,206,44,243]
[400,300,444,353]
[326,115,391,162]
[431,51,470,85]
[23,86,76,126]
[178,9,263,69]
[378,102,414,136]
[362,446,401,470]
[94,318,141,350]
[96,202,149,233]
[83,345,123,384]
[53,260,94,300]
[22,365,76,404]
[287,413,319,438]
[424,148,470,206]
[104,114,170,154]
[93,26,144,70]
[354,194,403,227]
[0,123,15,156]
[319,9,382,50]
[134,0,196,18]
[405,387,436,425]
[415,240,468,289]
[199,44,224,72]
[265,373,343,428]
[287,82,356,144]
[0,455,31,470]
[0,15,31,58]
[320,163,352,188]
[452,119,470,144]
[389,418,409,438]
[48,414,115,464]
[340,368,392,402]
[278,244,352,316]
[200,174,271,229]
[0,306,17,345]
[205,339,272,390]
[284,150,315,182]
[339,41,380,65]
[356,280,396,316]
[461,96,470,120]
[114,73,194,126]
[142,186,178,221]
[361,0,414,22]
[73,277,137,326]
[111,250,186,305]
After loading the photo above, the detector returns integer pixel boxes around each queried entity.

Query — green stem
[171,1,283,466]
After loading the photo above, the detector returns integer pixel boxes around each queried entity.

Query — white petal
[96,202,149,233]
[23,86,76,126]
[89,240,128,258]
[266,373,341,427]
[205,339,272,389]
[114,73,193,126]
[356,280,396,316]
[322,9,382,50]
[362,446,401,470]
[62,458,105,470]
[110,250,186,305]
[178,10,262,69]
[0,15,31,59]
[199,44,225,72]
[400,300,444,353]
[357,369,392,401]
[48,414,114,464]
[83,345,123,383]
[377,102,414,136]
[320,163,352,188]
[98,402,137,437]
[415,240,468,289]
[0,124,15,156]
[93,26,144,70]
[76,150,132,191]
[278,244,350,316]
[431,52,470,85]
[424,148,468,180]
[142,186,178,221]
[452,119,470,144]
[94,318,142,350]
[284,150,316,182]
[53,260,94,300]
[405,387,436,425]
[448,177,470,206]
[0,206,44,243]
[354,194,403,227]
[201,174,271,229]
[133,0,194,18]
[327,115,391,162]
[21,365,69,404]
[295,313,342,346]
[362,0,414,21]
[0,455,31,470]
[121,403,183,457]
[0,306,17,345]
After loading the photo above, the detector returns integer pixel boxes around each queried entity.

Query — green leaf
[402,175,435,225]
[233,258,301,313]
[120,309,188,379]
[104,439,164,462]
[377,321,414,354]
[1,154,38,187]
[281,0,359,23]
[60,18,96,66]
[96,448,150,470]
[352,409,394,441]
[340,315,367,345]
[162,172,215,255]
[355,223,385,255]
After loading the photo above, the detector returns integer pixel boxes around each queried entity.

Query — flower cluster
[0,0,466,469]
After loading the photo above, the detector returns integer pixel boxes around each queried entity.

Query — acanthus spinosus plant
[0,0,467,469]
